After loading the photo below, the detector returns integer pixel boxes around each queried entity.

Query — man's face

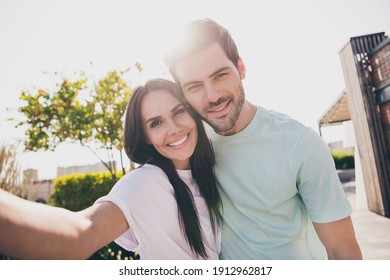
[173,43,246,135]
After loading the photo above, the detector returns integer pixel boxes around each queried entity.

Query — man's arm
[0,189,128,259]
[313,216,362,260]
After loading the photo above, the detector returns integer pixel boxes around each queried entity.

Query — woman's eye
[174,108,185,116]
[150,120,162,128]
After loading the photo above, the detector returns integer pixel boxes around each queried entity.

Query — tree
[0,142,21,195]
[17,65,141,180]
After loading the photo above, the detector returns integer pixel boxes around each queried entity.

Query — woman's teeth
[168,134,188,147]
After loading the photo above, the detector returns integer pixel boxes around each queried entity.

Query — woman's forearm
[0,189,93,259]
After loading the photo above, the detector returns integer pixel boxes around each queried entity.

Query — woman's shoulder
[102,164,173,203]
[131,164,166,176]
[121,164,167,182]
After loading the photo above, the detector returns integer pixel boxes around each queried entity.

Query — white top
[209,106,352,259]
[95,164,221,260]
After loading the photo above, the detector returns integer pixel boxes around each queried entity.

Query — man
[165,18,362,259]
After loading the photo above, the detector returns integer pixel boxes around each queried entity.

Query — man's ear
[237,57,246,80]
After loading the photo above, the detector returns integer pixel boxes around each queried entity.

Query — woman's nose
[167,119,182,135]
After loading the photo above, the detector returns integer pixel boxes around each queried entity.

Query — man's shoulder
[256,106,307,131]
[254,107,325,148]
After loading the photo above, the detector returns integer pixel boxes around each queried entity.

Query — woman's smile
[141,89,198,170]
[167,133,189,148]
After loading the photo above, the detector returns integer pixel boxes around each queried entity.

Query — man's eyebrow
[208,67,230,79]
[182,67,231,88]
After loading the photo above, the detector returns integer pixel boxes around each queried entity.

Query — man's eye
[215,72,227,79]
[186,84,201,92]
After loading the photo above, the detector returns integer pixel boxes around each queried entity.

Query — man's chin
[208,121,236,135]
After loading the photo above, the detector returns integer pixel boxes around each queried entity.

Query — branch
[79,142,113,175]
[119,150,126,176]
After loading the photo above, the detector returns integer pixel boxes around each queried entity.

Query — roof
[319,91,351,126]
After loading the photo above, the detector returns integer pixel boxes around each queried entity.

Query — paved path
[343,180,390,260]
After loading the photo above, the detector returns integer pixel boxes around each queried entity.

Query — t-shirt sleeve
[295,128,352,223]
[95,175,140,252]
[95,166,166,250]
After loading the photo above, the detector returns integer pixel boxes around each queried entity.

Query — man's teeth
[168,134,188,147]
[213,104,227,112]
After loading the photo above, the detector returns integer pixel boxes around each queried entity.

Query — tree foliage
[17,66,141,179]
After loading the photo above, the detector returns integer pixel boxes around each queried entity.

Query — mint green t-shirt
[209,107,352,259]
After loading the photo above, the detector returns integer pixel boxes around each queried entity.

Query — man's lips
[206,99,231,115]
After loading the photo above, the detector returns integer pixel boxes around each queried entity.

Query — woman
[0,78,222,260]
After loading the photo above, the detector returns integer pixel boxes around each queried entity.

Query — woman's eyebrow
[145,103,183,124]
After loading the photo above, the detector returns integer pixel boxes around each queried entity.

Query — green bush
[50,172,117,211]
[331,148,355,170]
[50,171,139,260]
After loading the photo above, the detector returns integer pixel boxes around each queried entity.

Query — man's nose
[204,83,221,103]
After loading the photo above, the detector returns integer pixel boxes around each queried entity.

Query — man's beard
[203,83,245,134]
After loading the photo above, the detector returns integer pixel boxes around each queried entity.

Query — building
[319,32,390,218]
[57,161,116,177]
[22,161,116,203]
[26,179,54,203]
[23,169,53,203]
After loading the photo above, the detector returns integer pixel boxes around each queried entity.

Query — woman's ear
[237,57,246,79]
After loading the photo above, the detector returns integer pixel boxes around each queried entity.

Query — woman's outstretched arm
[0,189,128,259]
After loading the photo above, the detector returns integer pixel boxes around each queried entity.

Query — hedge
[50,172,118,211]
[331,148,355,170]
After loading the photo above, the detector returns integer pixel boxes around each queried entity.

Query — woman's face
[141,89,198,170]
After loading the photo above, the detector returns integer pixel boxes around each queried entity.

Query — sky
[1,0,390,180]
